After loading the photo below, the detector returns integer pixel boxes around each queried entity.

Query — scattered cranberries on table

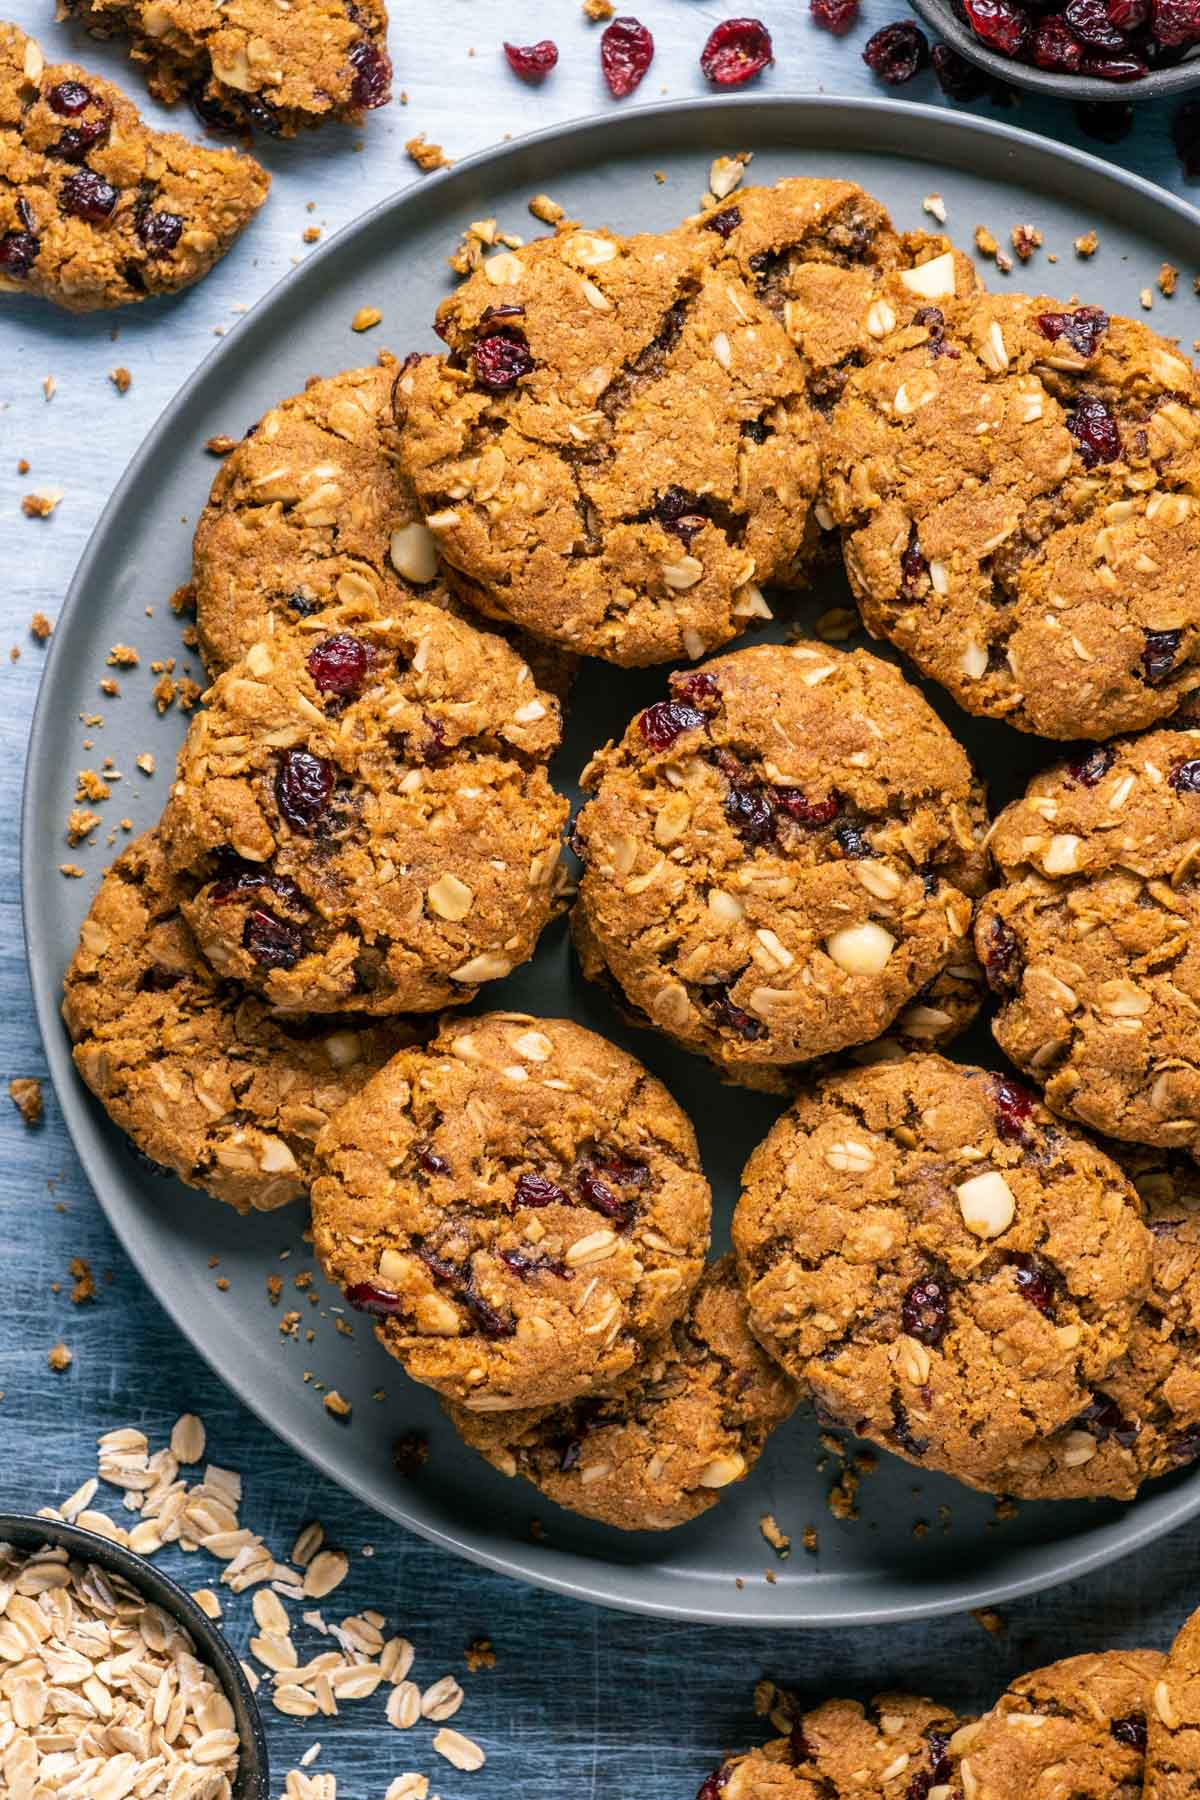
[600,16,655,95]
[699,18,775,83]
[503,39,559,83]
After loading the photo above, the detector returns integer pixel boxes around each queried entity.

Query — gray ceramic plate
[24,96,1200,1627]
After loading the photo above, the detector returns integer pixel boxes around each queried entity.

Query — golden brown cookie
[67,0,390,134]
[1146,1605,1200,1799]
[732,1054,1152,1489]
[977,729,1200,1155]
[790,1692,967,1798]
[573,643,987,1080]
[311,1013,712,1410]
[0,23,268,311]
[822,292,1200,739]
[956,1650,1164,1800]
[697,1741,821,1800]
[61,832,410,1212]
[395,216,821,666]
[159,603,567,1015]
[446,1256,798,1530]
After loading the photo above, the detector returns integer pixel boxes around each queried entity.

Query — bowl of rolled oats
[0,1513,269,1800]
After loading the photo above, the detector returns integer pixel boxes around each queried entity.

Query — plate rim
[23,91,1200,1628]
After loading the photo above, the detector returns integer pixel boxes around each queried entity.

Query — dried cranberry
[774,788,840,826]
[277,745,338,835]
[742,418,770,443]
[811,0,860,31]
[577,1168,634,1225]
[417,1147,451,1177]
[834,819,873,859]
[596,1155,649,1188]
[902,1275,951,1346]
[707,987,767,1040]
[654,486,707,545]
[914,305,947,352]
[416,1246,516,1339]
[474,332,534,392]
[136,208,183,254]
[993,1075,1035,1142]
[1110,1714,1147,1752]
[672,671,721,708]
[1067,394,1121,467]
[1063,0,1128,45]
[638,699,706,749]
[862,18,930,78]
[515,1171,567,1208]
[600,17,654,96]
[1068,745,1114,786]
[287,591,319,617]
[700,17,775,84]
[188,82,246,134]
[963,0,1033,53]
[900,531,928,597]
[242,907,304,970]
[1080,50,1148,73]
[48,80,94,115]
[1032,16,1086,67]
[724,779,775,846]
[409,717,449,765]
[1174,97,1200,175]
[60,169,118,222]
[1079,99,1134,143]
[1008,1252,1058,1315]
[347,36,392,108]
[932,41,992,97]
[1155,0,1200,38]
[504,38,558,81]
[0,230,39,277]
[209,866,304,910]
[306,632,371,696]
[1035,308,1110,360]
[346,1280,405,1316]
[1108,0,1148,24]
[499,1248,573,1280]
[1142,628,1182,684]
[695,1773,727,1800]
[1076,1394,1138,1447]
[702,205,742,237]
[1170,758,1200,792]
[983,916,1022,994]
[52,115,110,161]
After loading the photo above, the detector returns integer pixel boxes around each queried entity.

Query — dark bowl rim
[908,0,1200,103]
[0,1511,269,1800]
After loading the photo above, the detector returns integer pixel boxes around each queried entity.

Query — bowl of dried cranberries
[908,0,1200,99]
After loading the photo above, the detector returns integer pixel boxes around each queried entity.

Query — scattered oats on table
[8,1077,43,1125]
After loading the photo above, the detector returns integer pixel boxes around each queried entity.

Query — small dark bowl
[0,1512,269,1800]
[908,0,1200,102]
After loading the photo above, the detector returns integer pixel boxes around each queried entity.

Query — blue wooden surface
[3,3,1200,1794]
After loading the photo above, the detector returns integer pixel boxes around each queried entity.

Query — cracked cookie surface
[977,728,1200,1155]
[0,22,268,310]
[445,1255,797,1530]
[732,1054,1152,1488]
[957,1650,1164,1800]
[159,602,567,1015]
[698,1693,967,1800]
[64,0,390,135]
[311,1012,712,1410]
[395,214,822,665]
[1146,1604,1200,1799]
[573,643,987,1079]
[822,292,1200,739]
[61,831,410,1212]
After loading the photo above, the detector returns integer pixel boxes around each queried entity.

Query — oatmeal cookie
[697,1741,821,1800]
[1146,1605,1200,1799]
[789,1692,967,1798]
[159,603,567,1015]
[61,832,409,1212]
[572,643,987,1079]
[978,729,1200,1155]
[445,1256,798,1529]
[64,0,390,135]
[956,1650,1164,1800]
[395,217,822,665]
[823,292,1200,739]
[0,23,268,311]
[981,1146,1200,1502]
[732,1054,1152,1488]
[311,1012,711,1410]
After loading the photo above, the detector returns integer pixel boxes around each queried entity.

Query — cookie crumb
[99,678,119,697]
[47,1342,72,1372]
[827,1465,859,1521]
[22,489,62,519]
[106,645,139,668]
[135,752,155,775]
[1074,230,1099,257]
[1159,261,1178,296]
[972,1607,1006,1636]
[205,435,239,456]
[42,375,55,402]
[974,224,998,258]
[60,864,85,878]
[802,1523,818,1554]
[110,367,132,394]
[528,193,565,225]
[16,458,29,474]
[405,134,452,174]
[922,192,946,223]
[583,0,615,17]
[465,1636,496,1671]
[351,306,383,332]
[709,152,751,202]
[69,1258,96,1305]
[323,1390,352,1419]
[1140,287,1154,310]
[1011,223,1042,261]
[758,1512,791,1558]
[67,808,101,846]
[303,226,321,244]
[994,250,1013,274]
[9,1078,43,1126]
[76,770,111,803]
[30,611,52,641]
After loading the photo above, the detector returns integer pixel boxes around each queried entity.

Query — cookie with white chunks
[977,728,1200,1156]
[66,0,390,135]
[1146,1604,1200,1799]
[732,1054,1152,1490]
[956,1650,1164,1800]
[0,23,268,312]
[822,291,1200,739]
[394,216,822,666]
[445,1256,798,1530]
[310,1013,712,1411]
[61,832,411,1213]
[572,643,987,1080]
[159,602,567,1016]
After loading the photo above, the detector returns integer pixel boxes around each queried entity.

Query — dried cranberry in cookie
[732,1054,1152,1488]
[573,643,987,1080]
[158,601,567,1015]
[978,728,1200,1155]
[0,23,267,312]
[311,1013,711,1410]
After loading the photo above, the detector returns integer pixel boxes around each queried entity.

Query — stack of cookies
[61,171,1200,1529]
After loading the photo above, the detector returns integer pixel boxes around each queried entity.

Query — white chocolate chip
[426,874,474,921]
[956,1171,1015,1239]
[389,522,439,583]
[899,252,956,300]
[1043,834,1082,876]
[825,921,896,976]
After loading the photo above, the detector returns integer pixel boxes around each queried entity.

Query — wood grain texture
[2,1,1199,1793]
